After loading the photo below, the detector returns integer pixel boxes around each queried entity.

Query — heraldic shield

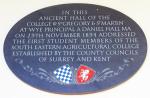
[76,65,96,84]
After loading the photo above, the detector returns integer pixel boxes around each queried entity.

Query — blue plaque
[4,4,147,94]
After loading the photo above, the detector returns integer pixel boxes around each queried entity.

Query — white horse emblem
[79,69,90,81]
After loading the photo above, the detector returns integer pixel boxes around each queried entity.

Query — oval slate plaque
[4,4,147,94]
